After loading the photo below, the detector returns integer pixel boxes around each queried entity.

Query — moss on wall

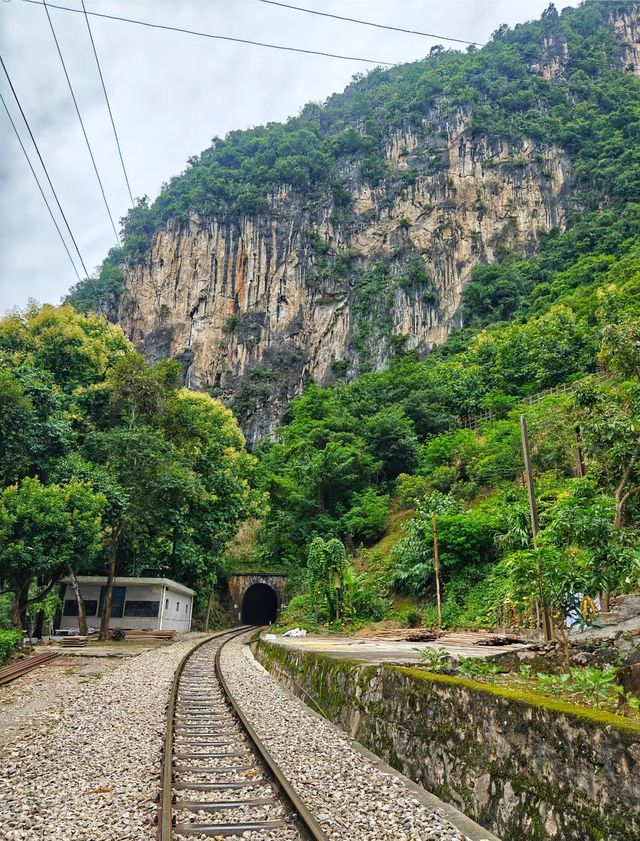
[258,641,640,841]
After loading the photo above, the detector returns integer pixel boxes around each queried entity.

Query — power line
[1,52,126,337]
[258,0,485,47]
[20,0,395,66]
[0,53,91,278]
[0,88,82,283]
[81,0,134,205]
[42,0,121,245]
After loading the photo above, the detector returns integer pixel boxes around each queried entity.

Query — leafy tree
[307,536,348,623]
[364,407,419,480]
[543,479,639,599]
[339,488,389,543]
[0,478,105,629]
[0,304,129,391]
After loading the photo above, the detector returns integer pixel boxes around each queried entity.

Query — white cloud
[0,0,554,311]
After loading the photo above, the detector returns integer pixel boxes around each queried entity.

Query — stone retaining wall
[257,640,640,841]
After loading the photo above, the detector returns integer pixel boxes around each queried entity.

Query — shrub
[415,646,452,672]
[0,629,23,664]
[276,594,324,631]
[396,606,422,627]
[396,473,430,506]
[457,656,502,679]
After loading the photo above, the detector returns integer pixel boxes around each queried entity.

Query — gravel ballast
[0,636,206,841]
[219,635,493,841]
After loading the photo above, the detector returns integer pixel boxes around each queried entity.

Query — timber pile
[60,636,89,648]
[364,629,525,645]
[438,631,524,646]
[365,628,440,642]
[122,630,177,641]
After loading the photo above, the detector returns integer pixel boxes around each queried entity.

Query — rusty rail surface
[0,650,62,686]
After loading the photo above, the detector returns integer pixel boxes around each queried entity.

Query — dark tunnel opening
[241,582,278,625]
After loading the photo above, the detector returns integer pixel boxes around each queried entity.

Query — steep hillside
[69,2,640,440]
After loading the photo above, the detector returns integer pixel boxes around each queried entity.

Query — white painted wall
[159,587,193,632]
[59,581,193,632]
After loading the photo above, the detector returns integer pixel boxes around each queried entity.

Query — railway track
[159,628,329,841]
[0,650,61,686]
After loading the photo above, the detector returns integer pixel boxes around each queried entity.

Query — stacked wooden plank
[122,630,177,641]
[363,628,440,642]
[60,636,89,648]
[363,628,525,645]
[438,631,524,646]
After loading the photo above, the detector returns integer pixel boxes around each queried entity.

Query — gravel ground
[0,635,207,841]
[0,656,119,752]
[219,635,488,841]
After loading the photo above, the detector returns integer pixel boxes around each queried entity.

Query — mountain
[69,1,640,442]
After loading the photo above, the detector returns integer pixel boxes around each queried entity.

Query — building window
[165,598,169,610]
[176,601,180,611]
[63,600,98,617]
[123,601,160,618]
[97,586,126,618]
[185,603,188,613]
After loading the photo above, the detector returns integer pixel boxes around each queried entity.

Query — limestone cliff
[115,4,640,443]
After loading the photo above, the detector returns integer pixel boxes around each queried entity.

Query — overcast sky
[0,0,557,312]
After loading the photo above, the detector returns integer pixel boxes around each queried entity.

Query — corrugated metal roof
[62,576,196,597]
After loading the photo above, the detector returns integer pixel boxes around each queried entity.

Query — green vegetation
[255,239,640,631]
[39,3,640,647]
[0,629,22,664]
[412,653,640,718]
[0,304,261,635]
[69,2,640,311]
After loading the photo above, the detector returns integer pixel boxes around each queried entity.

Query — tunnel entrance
[241,583,278,625]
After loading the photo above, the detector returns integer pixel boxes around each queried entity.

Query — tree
[307,536,348,623]
[0,303,129,392]
[0,368,35,486]
[364,407,419,480]
[543,479,638,600]
[0,478,105,629]
[574,377,640,527]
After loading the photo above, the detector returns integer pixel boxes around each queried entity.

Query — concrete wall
[257,640,640,841]
[159,586,193,632]
[60,583,192,632]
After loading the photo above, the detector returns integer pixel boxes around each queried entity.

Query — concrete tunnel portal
[229,573,287,626]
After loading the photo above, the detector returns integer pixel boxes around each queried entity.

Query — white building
[59,576,195,633]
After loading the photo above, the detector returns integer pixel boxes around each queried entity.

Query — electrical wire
[20,0,395,66]
[258,0,485,47]
[0,53,91,278]
[1,54,124,335]
[81,0,134,205]
[42,0,121,245]
[1,88,82,282]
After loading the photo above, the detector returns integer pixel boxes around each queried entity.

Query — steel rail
[0,650,61,686]
[159,626,329,841]
[158,628,244,840]
[215,630,330,841]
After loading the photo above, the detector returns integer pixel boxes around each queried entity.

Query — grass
[398,666,640,731]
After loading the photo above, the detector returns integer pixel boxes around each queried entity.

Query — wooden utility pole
[575,425,586,478]
[520,415,553,641]
[520,415,539,539]
[432,512,442,629]
[205,588,214,632]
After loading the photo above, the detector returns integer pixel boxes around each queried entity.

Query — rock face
[116,6,640,443]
